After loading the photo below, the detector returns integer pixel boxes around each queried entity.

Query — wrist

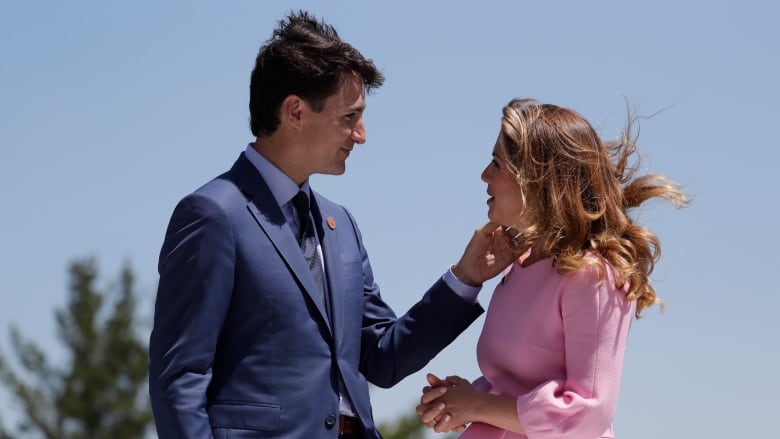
[468,390,490,424]
[452,264,482,287]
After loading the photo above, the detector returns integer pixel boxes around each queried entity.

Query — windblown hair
[499,98,688,318]
[249,10,385,136]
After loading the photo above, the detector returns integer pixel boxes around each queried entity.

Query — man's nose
[351,119,366,144]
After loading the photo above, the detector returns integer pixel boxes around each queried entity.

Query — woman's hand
[416,374,475,433]
[418,373,527,435]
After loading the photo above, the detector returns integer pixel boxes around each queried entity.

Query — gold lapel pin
[327,216,336,230]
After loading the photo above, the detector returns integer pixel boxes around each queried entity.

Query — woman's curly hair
[499,98,689,318]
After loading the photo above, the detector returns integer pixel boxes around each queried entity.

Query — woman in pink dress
[417,99,688,438]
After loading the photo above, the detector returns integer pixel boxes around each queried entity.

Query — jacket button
[325,414,337,428]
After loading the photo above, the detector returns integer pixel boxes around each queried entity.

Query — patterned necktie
[293,192,351,413]
[292,191,326,303]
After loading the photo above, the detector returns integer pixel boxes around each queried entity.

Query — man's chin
[319,166,347,176]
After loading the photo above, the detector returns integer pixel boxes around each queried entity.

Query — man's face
[299,71,367,177]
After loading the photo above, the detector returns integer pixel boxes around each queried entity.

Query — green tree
[377,404,459,439]
[0,258,152,438]
[377,407,428,439]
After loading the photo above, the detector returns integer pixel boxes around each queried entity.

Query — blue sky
[1,1,778,437]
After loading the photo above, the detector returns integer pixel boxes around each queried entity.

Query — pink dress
[460,255,635,439]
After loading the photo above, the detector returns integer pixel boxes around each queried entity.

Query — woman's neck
[520,242,548,267]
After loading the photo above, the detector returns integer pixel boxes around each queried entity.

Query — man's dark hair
[249,10,385,136]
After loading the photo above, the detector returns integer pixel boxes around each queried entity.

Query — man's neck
[253,137,308,186]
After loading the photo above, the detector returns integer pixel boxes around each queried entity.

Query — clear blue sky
[1,1,778,437]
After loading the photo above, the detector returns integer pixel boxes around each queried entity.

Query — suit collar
[232,154,333,337]
[242,144,311,208]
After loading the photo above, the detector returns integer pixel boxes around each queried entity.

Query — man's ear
[280,95,304,129]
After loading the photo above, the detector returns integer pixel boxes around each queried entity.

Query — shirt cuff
[442,266,481,304]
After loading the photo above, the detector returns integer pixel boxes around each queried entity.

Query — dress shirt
[244,144,480,302]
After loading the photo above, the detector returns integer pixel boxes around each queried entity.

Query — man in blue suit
[149,10,511,439]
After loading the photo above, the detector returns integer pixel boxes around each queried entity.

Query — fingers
[417,401,445,424]
[420,373,448,405]
[456,221,519,285]
[418,403,469,433]
[420,385,447,405]
[434,413,453,433]
[445,375,469,386]
[426,372,446,387]
[419,372,471,433]
[482,221,503,237]
[425,413,447,432]
[452,423,468,433]
[434,414,471,433]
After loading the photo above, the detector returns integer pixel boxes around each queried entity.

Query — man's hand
[452,222,520,286]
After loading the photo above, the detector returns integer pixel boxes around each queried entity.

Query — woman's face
[481,137,526,227]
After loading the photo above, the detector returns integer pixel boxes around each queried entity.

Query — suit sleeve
[515,267,634,439]
[340,209,484,388]
[148,194,235,439]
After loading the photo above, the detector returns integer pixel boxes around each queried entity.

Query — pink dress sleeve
[472,376,491,392]
[515,266,634,439]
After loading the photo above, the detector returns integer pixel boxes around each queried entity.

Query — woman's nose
[481,164,491,183]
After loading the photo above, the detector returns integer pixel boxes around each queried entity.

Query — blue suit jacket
[149,153,483,438]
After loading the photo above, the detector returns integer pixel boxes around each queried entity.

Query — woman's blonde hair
[500,98,688,318]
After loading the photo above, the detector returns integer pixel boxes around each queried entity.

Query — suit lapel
[232,154,332,336]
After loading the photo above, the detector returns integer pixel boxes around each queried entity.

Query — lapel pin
[327,216,336,230]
